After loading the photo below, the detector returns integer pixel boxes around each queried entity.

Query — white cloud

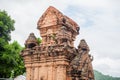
[68,0,120,77]
[93,58,120,77]
[0,0,120,77]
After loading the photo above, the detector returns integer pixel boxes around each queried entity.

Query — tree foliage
[0,10,25,78]
[0,41,25,78]
[37,37,42,45]
[0,10,15,42]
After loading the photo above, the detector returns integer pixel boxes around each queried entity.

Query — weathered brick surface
[21,6,94,80]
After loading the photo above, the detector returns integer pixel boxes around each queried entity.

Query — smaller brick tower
[21,6,94,80]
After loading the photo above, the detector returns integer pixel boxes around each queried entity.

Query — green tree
[37,37,42,45]
[0,10,15,42]
[0,10,14,52]
[0,10,25,78]
[0,41,25,78]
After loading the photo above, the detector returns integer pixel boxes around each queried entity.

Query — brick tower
[21,6,94,80]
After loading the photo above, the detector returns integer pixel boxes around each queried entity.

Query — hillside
[94,70,120,80]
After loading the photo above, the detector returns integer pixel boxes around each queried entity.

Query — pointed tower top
[26,33,37,43]
[37,6,79,29]
[37,6,80,45]
[25,33,38,48]
[46,6,59,11]
[78,39,89,51]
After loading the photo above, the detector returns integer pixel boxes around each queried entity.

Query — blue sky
[0,0,120,77]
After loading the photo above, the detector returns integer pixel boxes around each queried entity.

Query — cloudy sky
[0,0,120,77]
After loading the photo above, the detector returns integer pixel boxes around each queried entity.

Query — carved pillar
[47,65,53,80]
[39,66,42,80]
[53,65,57,80]
[56,65,67,80]
[26,67,31,80]
[31,67,34,80]
[39,65,47,80]
[34,67,39,80]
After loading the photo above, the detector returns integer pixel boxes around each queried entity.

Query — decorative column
[56,65,67,80]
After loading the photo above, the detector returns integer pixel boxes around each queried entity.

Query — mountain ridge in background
[94,70,120,80]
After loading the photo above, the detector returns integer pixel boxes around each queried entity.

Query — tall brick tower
[21,6,94,80]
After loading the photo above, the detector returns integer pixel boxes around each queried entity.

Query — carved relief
[21,6,94,80]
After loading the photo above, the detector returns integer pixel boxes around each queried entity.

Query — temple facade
[21,6,94,80]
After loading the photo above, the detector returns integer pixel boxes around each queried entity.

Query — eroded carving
[21,6,94,80]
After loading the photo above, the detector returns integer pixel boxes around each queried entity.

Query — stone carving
[68,39,94,80]
[21,6,94,80]
[25,33,38,49]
